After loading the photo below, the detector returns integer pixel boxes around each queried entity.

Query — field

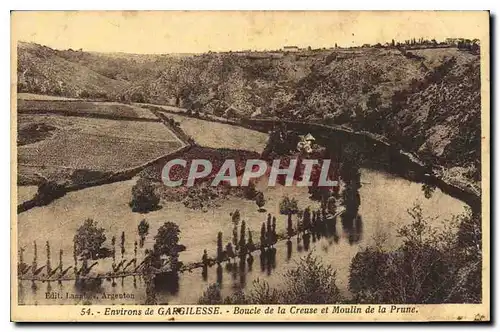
[17,185,38,203]
[18,99,158,120]
[162,112,269,153]
[17,113,184,183]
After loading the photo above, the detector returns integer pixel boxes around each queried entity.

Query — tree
[232,224,239,251]
[279,196,299,215]
[59,249,63,274]
[72,242,77,275]
[129,178,160,213]
[73,219,106,259]
[239,221,247,256]
[202,249,208,265]
[311,211,317,232]
[271,216,277,245]
[216,231,224,262]
[266,214,272,244]
[231,209,241,225]
[247,229,256,252]
[111,236,116,263]
[303,207,312,232]
[120,231,125,259]
[137,219,150,248]
[287,214,294,238]
[255,192,266,211]
[260,223,267,249]
[46,241,51,276]
[226,243,235,262]
[153,222,181,268]
[326,196,336,215]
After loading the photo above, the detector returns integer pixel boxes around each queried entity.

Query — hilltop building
[283,46,300,52]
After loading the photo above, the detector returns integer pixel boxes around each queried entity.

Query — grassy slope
[17,42,481,183]
[17,42,130,98]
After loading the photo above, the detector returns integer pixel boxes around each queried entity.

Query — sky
[11,11,489,54]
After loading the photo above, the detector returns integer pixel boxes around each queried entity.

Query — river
[17,167,467,305]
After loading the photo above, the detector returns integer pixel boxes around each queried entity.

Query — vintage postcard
[11,11,490,322]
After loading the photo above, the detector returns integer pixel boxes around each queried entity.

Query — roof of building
[304,133,315,141]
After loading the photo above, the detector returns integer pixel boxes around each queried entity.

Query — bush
[198,283,223,304]
[199,252,343,304]
[129,178,160,213]
[280,252,342,304]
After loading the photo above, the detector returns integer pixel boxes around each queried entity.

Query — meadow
[162,112,269,153]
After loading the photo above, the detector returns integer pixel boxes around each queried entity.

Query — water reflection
[303,234,311,251]
[202,265,208,281]
[154,272,180,296]
[216,264,223,285]
[75,278,103,294]
[286,240,292,261]
[247,254,254,272]
[239,259,246,287]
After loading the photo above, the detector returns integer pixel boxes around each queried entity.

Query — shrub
[280,253,342,304]
[198,283,223,304]
[200,252,343,304]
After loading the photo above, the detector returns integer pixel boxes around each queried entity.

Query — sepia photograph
[10,10,490,322]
